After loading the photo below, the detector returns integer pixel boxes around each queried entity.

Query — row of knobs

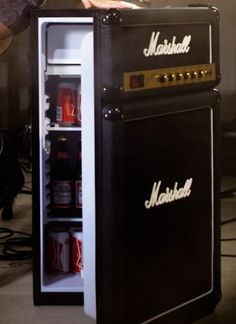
[156,70,211,83]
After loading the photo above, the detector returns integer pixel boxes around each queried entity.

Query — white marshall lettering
[143,31,191,57]
[144,178,193,209]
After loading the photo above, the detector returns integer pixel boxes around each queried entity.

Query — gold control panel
[123,63,216,92]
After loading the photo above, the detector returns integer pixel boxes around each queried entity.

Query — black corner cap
[101,9,122,25]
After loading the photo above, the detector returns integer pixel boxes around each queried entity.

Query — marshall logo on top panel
[143,32,192,57]
[122,23,211,69]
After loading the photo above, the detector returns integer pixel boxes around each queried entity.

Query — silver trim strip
[209,24,213,63]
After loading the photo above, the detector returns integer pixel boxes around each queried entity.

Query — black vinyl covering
[99,90,221,323]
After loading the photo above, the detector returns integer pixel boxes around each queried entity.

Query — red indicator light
[130,74,145,89]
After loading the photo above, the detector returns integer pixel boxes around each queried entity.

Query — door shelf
[46,217,82,222]
[45,65,81,76]
[43,273,84,293]
[46,125,82,132]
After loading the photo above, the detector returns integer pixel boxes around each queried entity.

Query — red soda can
[76,84,81,125]
[46,227,70,274]
[56,82,77,126]
[70,228,83,274]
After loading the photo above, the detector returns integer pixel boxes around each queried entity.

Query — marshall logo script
[143,31,192,57]
[144,178,193,209]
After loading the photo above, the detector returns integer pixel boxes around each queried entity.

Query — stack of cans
[46,225,83,275]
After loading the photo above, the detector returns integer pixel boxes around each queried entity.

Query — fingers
[80,0,93,8]
[120,1,140,8]
[80,0,140,9]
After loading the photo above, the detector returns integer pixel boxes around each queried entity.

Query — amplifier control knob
[199,70,206,78]
[160,74,169,82]
[177,73,184,80]
[192,71,198,79]
[184,72,191,80]
[169,73,177,81]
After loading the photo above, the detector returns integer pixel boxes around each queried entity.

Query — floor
[0,176,236,324]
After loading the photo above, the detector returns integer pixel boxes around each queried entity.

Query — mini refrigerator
[31,6,221,324]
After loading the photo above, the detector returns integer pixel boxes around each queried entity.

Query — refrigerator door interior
[33,14,97,313]
[98,91,220,323]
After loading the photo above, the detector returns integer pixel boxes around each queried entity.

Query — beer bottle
[75,138,82,212]
[51,136,73,214]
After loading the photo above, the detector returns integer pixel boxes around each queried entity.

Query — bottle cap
[57,136,67,142]
[57,82,76,90]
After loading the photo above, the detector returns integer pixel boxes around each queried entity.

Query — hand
[0,22,14,55]
[78,0,140,9]
[0,22,13,41]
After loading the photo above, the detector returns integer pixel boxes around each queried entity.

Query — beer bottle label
[75,180,82,208]
[56,106,63,122]
[53,181,72,208]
